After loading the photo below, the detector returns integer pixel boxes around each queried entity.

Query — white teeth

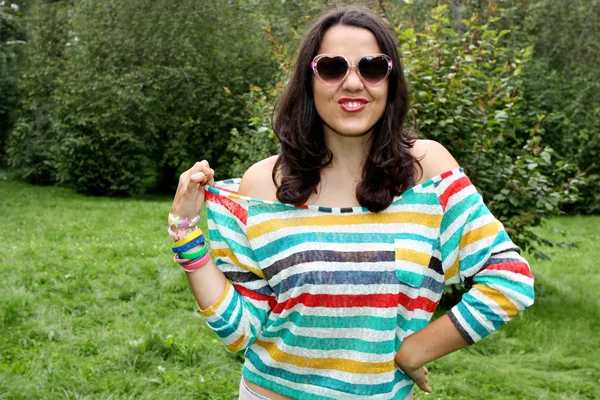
[344,102,362,107]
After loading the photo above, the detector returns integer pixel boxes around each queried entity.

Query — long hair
[272,5,419,212]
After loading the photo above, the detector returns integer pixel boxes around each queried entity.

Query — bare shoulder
[410,139,460,184]
[237,155,279,201]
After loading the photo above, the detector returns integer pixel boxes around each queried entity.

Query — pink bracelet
[175,252,211,272]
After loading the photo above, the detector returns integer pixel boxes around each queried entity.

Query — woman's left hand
[402,365,432,394]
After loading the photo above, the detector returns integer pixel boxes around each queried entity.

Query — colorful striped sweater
[200,168,535,399]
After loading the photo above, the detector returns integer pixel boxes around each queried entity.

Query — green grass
[1,179,599,399]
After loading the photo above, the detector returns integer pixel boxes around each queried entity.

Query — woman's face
[312,25,389,139]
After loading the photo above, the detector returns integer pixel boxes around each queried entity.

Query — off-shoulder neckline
[205,167,464,214]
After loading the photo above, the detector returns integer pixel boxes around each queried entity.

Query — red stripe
[218,187,238,194]
[439,176,471,210]
[234,284,277,310]
[207,191,247,225]
[440,170,454,180]
[272,293,438,314]
[484,261,534,279]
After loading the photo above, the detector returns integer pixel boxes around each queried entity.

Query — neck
[323,124,372,175]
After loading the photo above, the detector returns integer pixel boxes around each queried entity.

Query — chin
[337,123,374,137]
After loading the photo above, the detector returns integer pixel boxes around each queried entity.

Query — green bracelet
[180,244,209,260]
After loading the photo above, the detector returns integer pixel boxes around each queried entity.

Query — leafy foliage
[398,4,582,251]
[0,1,26,168]
[227,3,582,253]
[8,0,280,194]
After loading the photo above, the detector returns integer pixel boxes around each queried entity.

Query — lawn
[1,179,598,399]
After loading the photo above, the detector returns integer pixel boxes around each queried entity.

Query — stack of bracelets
[168,213,211,272]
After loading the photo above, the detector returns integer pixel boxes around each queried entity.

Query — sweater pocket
[394,238,433,288]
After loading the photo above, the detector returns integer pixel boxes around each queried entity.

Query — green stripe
[268,311,396,331]
[474,275,535,299]
[440,196,490,257]
[207,208,245,235]
[260,327,396,354]
[392,191,439,206]
[208,228,256,261]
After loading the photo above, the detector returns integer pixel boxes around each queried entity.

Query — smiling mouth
[339,98,368,112]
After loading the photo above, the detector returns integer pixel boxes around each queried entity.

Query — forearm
[395,314,469,370]
[184,257,228,310]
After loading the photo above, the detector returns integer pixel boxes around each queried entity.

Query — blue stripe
[392,191,439,206]
[207,209,245,235]
[483,256,525,267]
[244,349,409,396]
[267,312,396,331]
[460,230,509,271]
[208,228,255,261]
[207,292,243,334]
[243,367,333,400]
[260,328,395,354]
[272,269,444,295]
[474,275,535,299]
[396,314,430,333]
[249,204,310,216]
[440,197,490,257]
[255,232,436,261]
[455,301,490,339]
[461,292,505,330]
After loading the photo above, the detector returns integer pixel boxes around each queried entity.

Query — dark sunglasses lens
[316,56,348,83]
[359,56,389,84]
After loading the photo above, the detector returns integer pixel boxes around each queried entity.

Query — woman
[169,6,535,400]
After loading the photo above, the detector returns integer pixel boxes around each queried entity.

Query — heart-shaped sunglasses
[310,54,393,86]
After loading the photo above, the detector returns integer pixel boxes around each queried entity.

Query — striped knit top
[199,168,535,400]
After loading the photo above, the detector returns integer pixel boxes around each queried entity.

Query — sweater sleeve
[199,187,276,352]
[437,171,535,345]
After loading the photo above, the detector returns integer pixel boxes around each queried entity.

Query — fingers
[183,160,213,192]
[411,367,431,394]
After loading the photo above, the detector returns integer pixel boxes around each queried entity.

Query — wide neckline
[205,167,463,214]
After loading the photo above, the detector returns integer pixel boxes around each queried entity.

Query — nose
[342,65,364,92]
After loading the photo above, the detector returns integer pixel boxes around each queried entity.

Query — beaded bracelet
[168,213,200,229]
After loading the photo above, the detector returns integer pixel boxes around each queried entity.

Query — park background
[0,0,598,399]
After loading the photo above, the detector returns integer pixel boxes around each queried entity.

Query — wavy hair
[272,5,419,212]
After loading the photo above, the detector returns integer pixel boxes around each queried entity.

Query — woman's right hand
[170,160,215,222]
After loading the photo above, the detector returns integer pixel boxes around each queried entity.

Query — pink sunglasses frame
[310,53,393,87]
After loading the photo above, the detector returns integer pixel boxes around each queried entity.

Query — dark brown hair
[272,5,419,212]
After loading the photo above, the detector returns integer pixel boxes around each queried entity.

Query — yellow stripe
[395,248,431,266]
[212,248,266,279]
[459,221,501,250]
[248,212,442,240]
[473,284,518,318]
[444,257,460,281]
[199,280,231,317]
[254,339,395,374]
[226,334,246,352]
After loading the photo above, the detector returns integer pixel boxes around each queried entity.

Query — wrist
[395,337,421,371]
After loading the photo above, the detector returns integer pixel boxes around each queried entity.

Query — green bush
[5,0,66,184]
[0,1,27,168]
[8,0,280,195]
[398,5,582,251]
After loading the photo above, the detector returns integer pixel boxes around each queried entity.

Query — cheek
[312,85,335,118]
